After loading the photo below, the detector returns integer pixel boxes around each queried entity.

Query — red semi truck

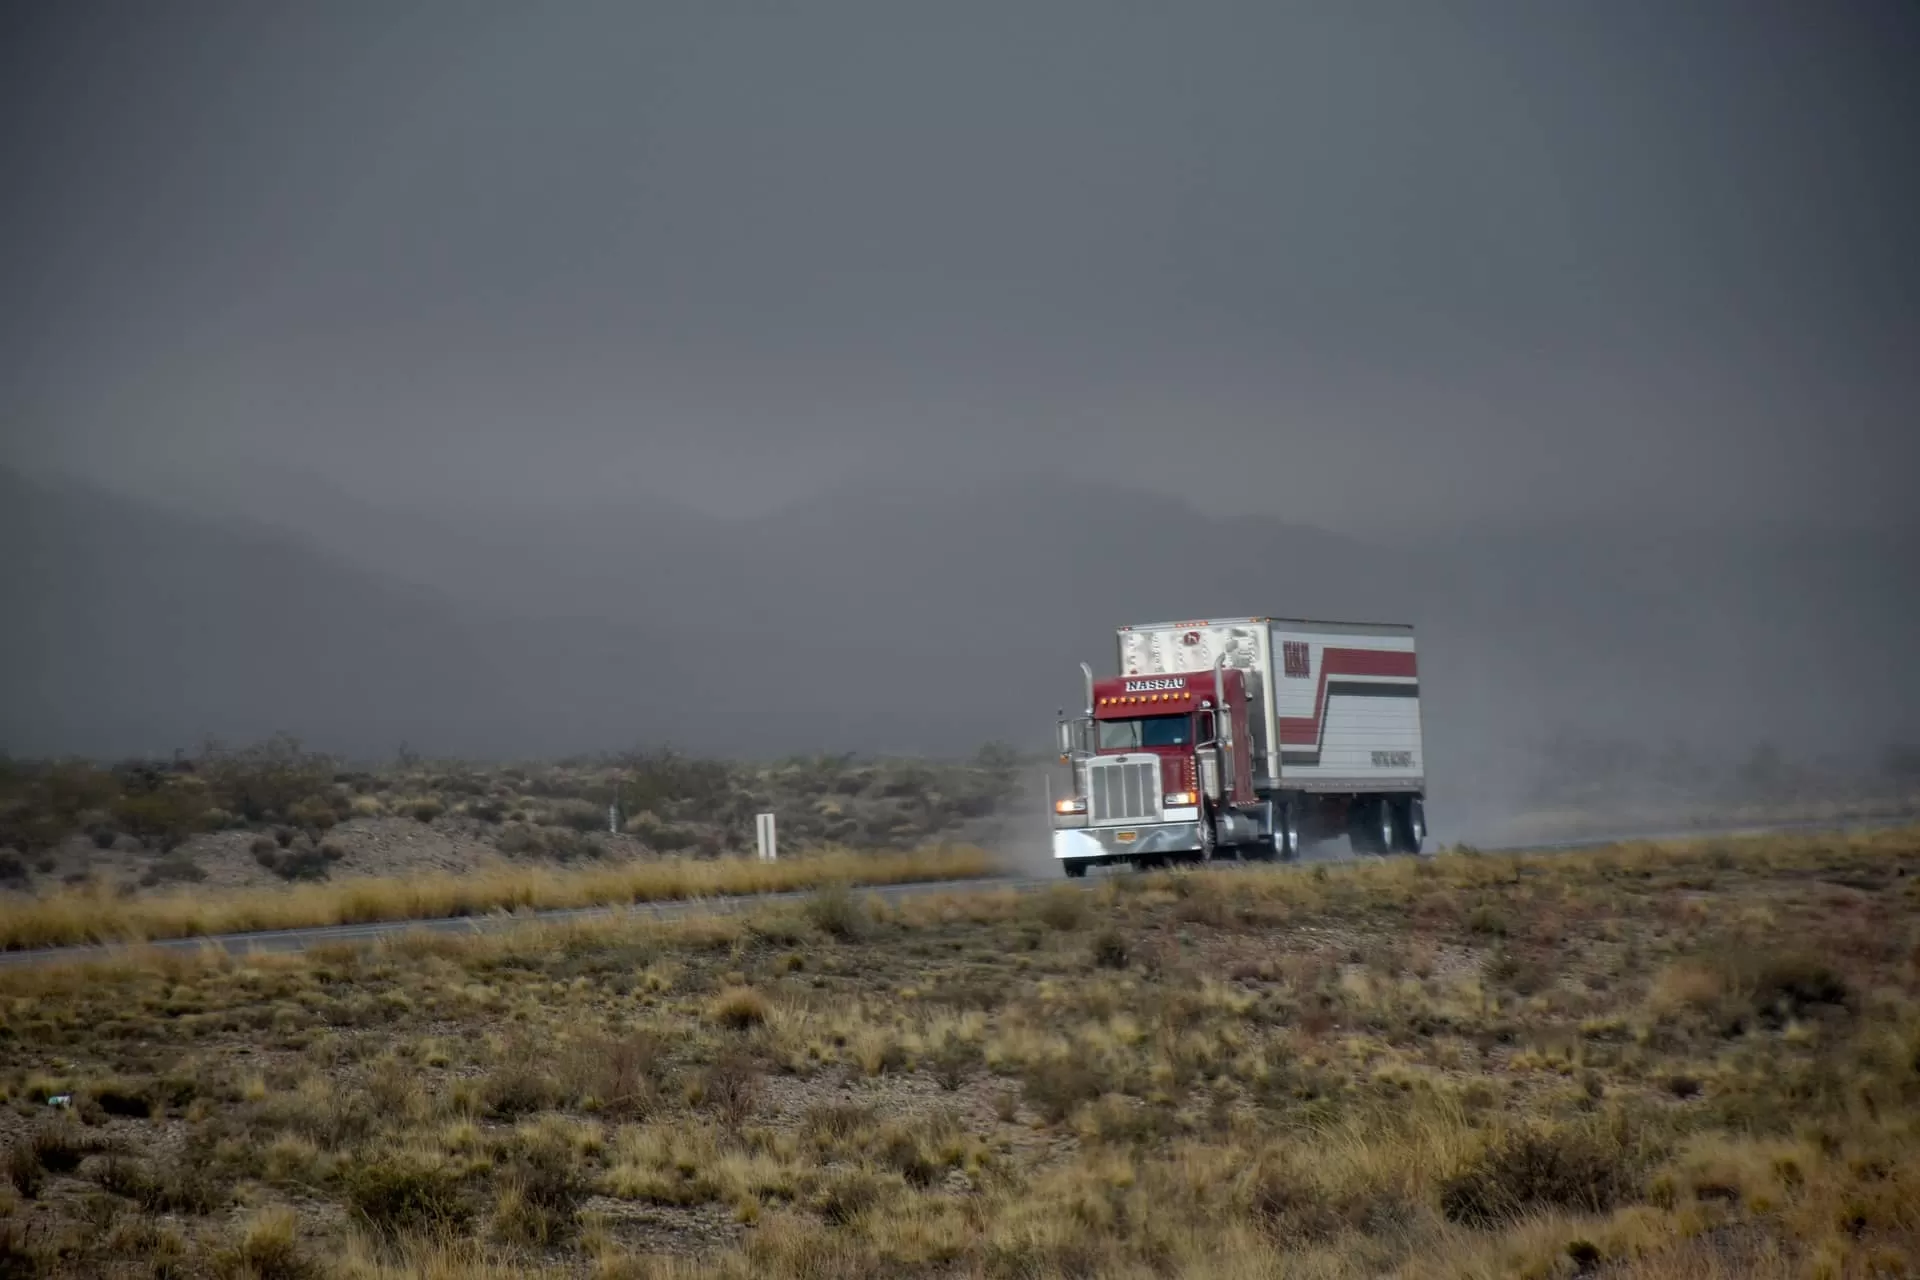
[1050,616,1427,876]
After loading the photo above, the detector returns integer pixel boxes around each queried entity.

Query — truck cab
[1050,663,1263,876]
[1050,615,1426,876]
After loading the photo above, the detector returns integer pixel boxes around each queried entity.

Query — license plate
[1114,831,1137,843]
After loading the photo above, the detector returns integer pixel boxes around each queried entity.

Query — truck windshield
[1098,714,1192,750]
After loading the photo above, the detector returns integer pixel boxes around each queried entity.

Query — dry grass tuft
[706,986,771,1031]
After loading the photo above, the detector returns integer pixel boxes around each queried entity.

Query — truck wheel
[1196,815,1216,865]
[1391,796,1426,855]
[1348,797,1393,856]
[1063,860,1089,879]
[1263,802,1300,860]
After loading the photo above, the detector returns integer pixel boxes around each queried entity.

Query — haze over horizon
[6,1,1917,535]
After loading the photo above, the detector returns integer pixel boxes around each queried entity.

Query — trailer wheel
[1391,796,1426,855]
[1348,797,1394,856]
[1062,859,1089,879]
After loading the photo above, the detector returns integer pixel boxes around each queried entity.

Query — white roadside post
[755,812,777,862]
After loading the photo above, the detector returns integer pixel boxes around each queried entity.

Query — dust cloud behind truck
[1050,617,1427,876]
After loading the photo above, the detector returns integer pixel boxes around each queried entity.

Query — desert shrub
[342,1153,471,1238]
[0,851,25,883]
[568,1030,668,1119]
[646,822,699,852]
[465,798,507,823]
[614,748,734,815]
[930,1038,980,1091]
[494,824,604,861]
[89,827,118,850]
[216,1207,315,1280]
[1036,886,1088,931]
[287,797,339,831]
[30,1126,96,1175]
[811,1167,893,1225]
[1655,944,1853,1033]
[876,1125,941,1188]
[1439,1123,1644,1227]
[5,1141,43,1197]
[1741,950,1851,1025]
[707,986,770,1031]
[404,798,444,824]
[496,824,540,857]
[92,1083,154,1119]
[547,830,605,862]
[696,1051,762,1127]
[543,800,604,833]
[803,1102,881,1150]
[1022,1054,1105,1124]
[483,1061,563,1121]
[90,1153,157,1198]
[1090,927,1130,970]
[262,844,341,883]
[493,1132,587,1247]
[111,784,210,850]
[805,883,869,941]
[200,736,334,825]
[1483,947,1553,996]
[1245,1153,1347,1244]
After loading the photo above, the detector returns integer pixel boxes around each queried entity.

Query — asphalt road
[1,815,1905,972]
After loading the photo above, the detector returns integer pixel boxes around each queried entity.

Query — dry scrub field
[0,847,997,953]
[2,828,1918,1279]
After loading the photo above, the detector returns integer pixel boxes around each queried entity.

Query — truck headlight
[1054,798,1086,814]
[1164,791,1195,806]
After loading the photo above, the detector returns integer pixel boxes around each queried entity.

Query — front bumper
[1052,821,1204,862]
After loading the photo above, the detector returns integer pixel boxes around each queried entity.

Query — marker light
[1164,791,1196,807]
[1055,798,1087,815]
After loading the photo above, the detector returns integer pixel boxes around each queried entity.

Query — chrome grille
[1088,757,1161,824]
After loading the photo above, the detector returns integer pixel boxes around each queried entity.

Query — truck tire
[1063,860,1089,879]
[1278,803,1301,860]
[1195,813,1217,865]
[1390,796,1426,855]
[1348,797,1393,856]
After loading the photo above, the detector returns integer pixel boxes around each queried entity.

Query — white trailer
[1112,616,1427,855]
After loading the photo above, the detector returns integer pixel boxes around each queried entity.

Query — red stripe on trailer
[1277,648,1418,746]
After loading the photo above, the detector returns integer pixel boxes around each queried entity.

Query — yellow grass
[3,824,1915,1279]
[0,844,998,951]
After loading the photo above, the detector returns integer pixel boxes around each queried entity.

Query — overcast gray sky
[4,0,1916,532]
